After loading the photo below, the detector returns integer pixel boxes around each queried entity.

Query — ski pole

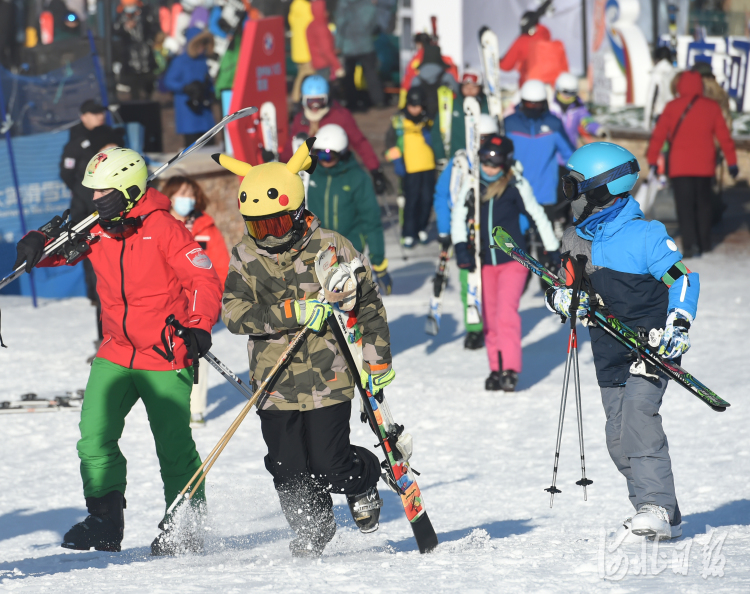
[162,316,309,516]
[0,107,258,293]
[571,327,593,500]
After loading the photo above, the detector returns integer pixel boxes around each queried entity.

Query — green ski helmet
[82,147,148,220]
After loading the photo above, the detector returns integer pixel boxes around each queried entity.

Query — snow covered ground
[1,244,749,592]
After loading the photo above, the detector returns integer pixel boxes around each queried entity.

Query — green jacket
[222,215,392,412]
[431,93,490,160]
[307,157,385,267]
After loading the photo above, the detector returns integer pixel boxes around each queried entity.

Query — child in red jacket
[13,148,223,556]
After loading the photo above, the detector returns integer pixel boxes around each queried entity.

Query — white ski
[463,96,482,327]
[259,101,278,160]
[478,26,504,132]
[292,134,310,205]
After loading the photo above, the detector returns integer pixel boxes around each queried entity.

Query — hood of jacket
[311,0,327,20]
[676,70,703,99]
[578,196,643,240]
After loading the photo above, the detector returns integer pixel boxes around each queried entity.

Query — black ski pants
[402,169,436,239]
[671,176,713,255]
[258,401,380,532]
[343,52,384,108]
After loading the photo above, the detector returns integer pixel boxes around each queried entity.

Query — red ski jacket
[647,71,736,178]
[41,188,222,371]
[307,0,342,76]
[284,101,380,171]
[500,25,553,86]
[189,211,230,291]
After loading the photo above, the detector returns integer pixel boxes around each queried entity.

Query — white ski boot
[614,517,645,544]
[630,504,682,539]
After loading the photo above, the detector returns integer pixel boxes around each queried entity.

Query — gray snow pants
[600,372,681,525]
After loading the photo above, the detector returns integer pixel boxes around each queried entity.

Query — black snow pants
[258,400,380,537]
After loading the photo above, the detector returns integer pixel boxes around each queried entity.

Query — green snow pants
[77,358,205,511]
[460,268,484,333]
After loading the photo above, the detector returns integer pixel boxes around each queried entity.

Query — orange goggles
[244,213,295,240]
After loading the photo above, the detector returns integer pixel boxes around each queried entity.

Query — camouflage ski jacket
[222,214,392,411]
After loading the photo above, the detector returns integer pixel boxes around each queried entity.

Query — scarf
[575,198,627,240]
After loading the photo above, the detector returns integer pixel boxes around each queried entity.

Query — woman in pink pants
[453,134,535,391]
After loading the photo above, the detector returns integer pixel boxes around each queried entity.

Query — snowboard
[437,85,453,157]
[478,26,504,132]
[463,96,482,327]
[315,246,439,554]
[491,226,730,412]
[260,101,278,160]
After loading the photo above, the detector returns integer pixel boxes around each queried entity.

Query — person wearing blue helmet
[287,75,388,194]
[546,141,701,541]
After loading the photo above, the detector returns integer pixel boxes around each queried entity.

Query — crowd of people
[6,0,741,563]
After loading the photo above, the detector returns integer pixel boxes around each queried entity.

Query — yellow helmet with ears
[211,138,318,218]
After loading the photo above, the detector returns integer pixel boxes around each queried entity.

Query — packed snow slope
[1,245,749,593]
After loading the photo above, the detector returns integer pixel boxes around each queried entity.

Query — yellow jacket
[288,0,313,64]
[401,117,435,173]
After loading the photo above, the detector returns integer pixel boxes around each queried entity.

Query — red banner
[228,16,288,165]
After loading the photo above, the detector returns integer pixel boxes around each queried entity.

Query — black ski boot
[500,370,518,392]
[278,479,337,558]
[61,491,125,552]
[347,486,383,533]
[464,331,484,350]
[486,353,503,391]
[289,515,336,558]
[485,371,502,391]
[150,514,205,556]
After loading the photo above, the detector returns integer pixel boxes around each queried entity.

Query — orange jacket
[500,25,559,86]
[189,211,230,291]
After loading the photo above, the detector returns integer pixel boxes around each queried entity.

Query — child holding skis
[451,135,532,392]
[547,141,699,539]
[216,139,395,558]
[12,148,223,555]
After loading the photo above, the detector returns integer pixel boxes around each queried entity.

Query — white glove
[322,259,362,312]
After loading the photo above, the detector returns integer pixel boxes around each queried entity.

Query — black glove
[13,230,47,273]
[188,328,212,358]
[371,168,388,195]
[454,242,475,271]
[649,164,658,178]
[438,233,452,251]
[541,249,561,274]
[729,164,739,179]
[183,80,211,115]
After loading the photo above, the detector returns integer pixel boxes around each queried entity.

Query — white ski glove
[650,309,692,359]
[322,258,362,312]
[545,287,590,319]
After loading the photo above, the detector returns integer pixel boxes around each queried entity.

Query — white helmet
[555,72,578,94]
[313,124,349,153]
[520,79,547,102]
[479,114,500,136]
[461,68,483,86]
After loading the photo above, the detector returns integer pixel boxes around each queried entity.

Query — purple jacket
[549,97,601,156]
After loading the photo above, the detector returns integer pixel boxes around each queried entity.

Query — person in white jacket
[643,46,677,130]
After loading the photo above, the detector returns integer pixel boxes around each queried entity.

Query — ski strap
[152,315,200,384]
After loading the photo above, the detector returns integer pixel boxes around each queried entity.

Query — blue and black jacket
[504,108,574,205]
[561,198,700,386]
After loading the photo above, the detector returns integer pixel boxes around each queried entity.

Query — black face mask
[522,106,546,119]
[95,189,128,221]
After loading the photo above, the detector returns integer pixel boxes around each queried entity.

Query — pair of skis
[491,226,730,411]
[0,107,259,293]
[315,246,439,554]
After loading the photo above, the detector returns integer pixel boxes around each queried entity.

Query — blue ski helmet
[562,142,639,202]
[301,75,329,98]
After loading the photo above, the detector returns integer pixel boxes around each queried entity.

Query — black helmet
[479,134,514,171]
[405,86,426,107]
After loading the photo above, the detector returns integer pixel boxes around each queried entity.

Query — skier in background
[385,86,440,247]
[451,135,530,392]
[308,124,392,295]
[14,148,222,555]
[549,141,700,541]
[643,46,676,130]
[646,71,738,258]
[400,33,459,108]
[407,43,459,120]
[505,79,574,223]
[287,75,389,194]
[306,0,344,83]
[113,0,159,100]
[288,0,315,103]
[217,141,393,558]
[162,175,231,425]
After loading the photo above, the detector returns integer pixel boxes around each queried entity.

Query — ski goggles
[561,159,640,201]
[243,212,295,240]
[479,147,512,169]
[312,148,344,162]
[462,72,481,85]
[304,95,328,111]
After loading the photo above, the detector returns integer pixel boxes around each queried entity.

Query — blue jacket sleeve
[434,159,454,235]
[645,220,700,319]
[163,57,186,93]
